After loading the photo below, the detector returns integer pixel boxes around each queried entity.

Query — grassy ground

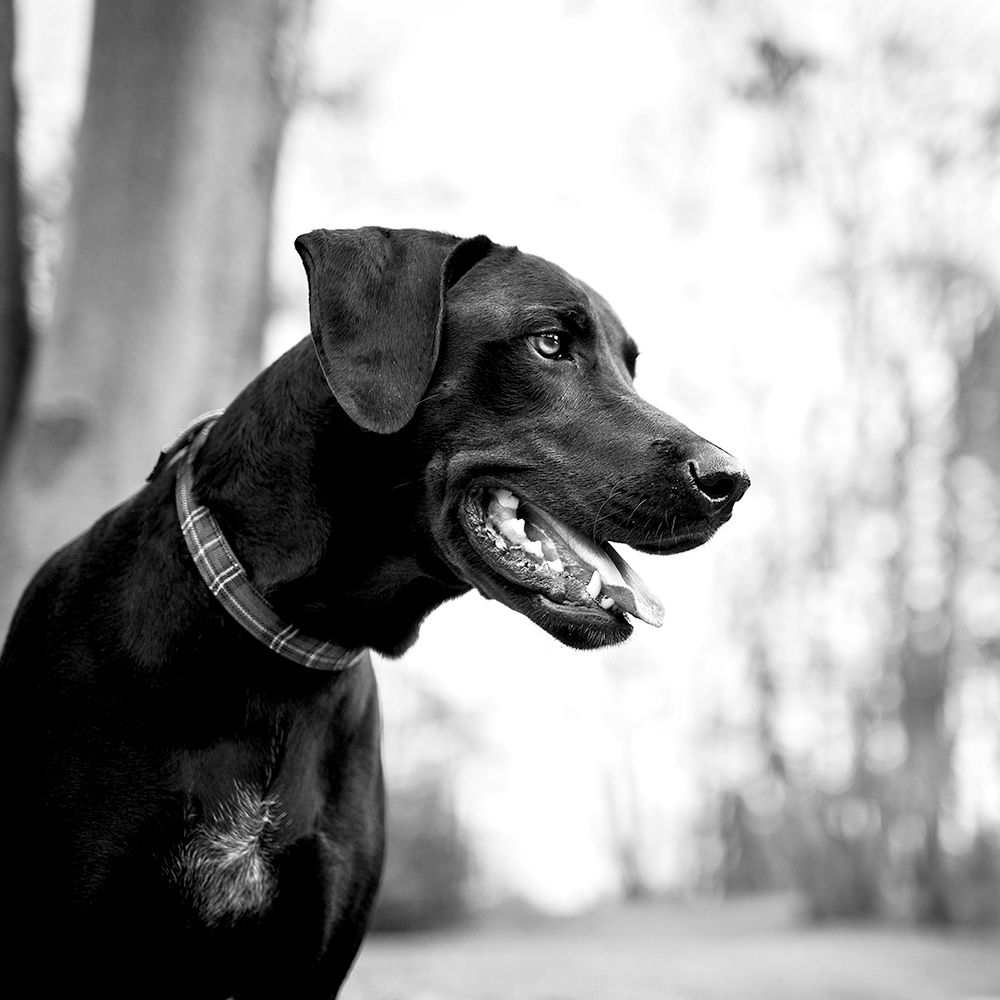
[342,894,1000,1000]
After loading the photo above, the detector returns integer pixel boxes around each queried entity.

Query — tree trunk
[0,0,29,464]
[0,0,309,629]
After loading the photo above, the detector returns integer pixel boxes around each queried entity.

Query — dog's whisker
[415,389,448,407]
[592,478,626,543]
[626,497,649,530]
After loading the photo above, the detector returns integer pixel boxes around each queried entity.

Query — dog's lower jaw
[463,563,634,650]
[427,511,632,650]
[535,595,634,650]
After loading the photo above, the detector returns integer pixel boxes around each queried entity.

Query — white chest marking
[171,783,284,926]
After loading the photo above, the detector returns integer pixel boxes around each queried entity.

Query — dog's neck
[191,339,467,656]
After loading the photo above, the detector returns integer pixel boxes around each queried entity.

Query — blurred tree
[0,0,309,627]
[0,0,29,465]
[709,0,1000,926]
[369,774,473,933]
[602,655,655,902]
[956,304,1000,469]
[715,592,791,899]
[717,790,777,896]
[373,677,479,932]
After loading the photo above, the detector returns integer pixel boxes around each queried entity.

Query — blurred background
[1,1,999,997]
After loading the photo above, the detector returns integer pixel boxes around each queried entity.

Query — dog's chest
[168,782,284,926]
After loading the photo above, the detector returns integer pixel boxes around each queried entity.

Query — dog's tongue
[522,503,664,627]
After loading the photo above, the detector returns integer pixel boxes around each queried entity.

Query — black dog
[0,227,747,998]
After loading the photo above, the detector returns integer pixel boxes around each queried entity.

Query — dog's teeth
[522,538,544,560]
[600,595,615,610]
[494,488,519,510]
[586,570,602,600]
[547,558,564,574]
[500,518,527,544]
[494,537,507,550]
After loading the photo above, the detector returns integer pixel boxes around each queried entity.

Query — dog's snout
[688,450,750,513]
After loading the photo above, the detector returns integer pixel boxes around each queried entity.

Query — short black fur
[0,226,748,997]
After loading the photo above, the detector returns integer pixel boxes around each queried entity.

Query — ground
[343,894,1000,1000]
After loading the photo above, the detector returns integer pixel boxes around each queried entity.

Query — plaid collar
[152,412,365,672]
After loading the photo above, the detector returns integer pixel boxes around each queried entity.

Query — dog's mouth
[460,485,666,633]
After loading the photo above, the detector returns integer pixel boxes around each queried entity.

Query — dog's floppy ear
[295,226,496,433]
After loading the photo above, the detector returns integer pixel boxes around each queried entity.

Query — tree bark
[0,0,309,629]
[0,0,30,465]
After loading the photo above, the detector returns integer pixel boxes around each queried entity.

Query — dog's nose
[689,448,750,513]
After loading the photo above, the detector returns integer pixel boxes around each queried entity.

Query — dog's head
[297,227,749,650]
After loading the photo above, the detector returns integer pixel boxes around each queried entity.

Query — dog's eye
[529,332,567,360]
